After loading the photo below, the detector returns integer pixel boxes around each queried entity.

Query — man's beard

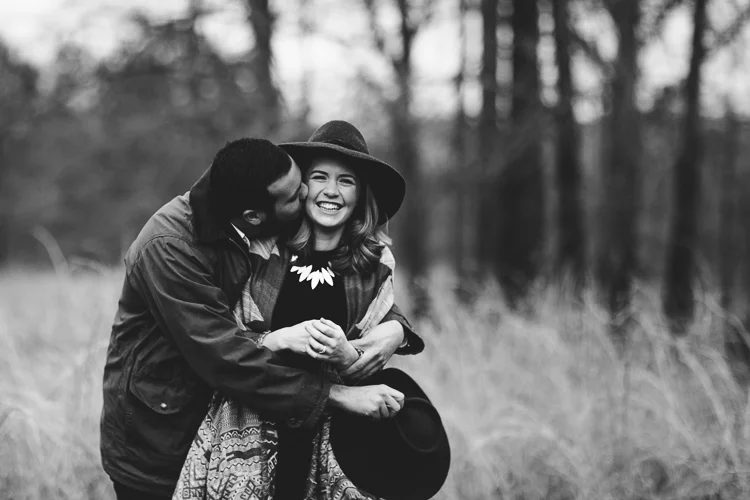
[256,212,302,240]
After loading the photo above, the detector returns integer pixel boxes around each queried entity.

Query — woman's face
[304,158,360,233]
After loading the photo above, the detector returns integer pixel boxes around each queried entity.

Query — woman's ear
[242,209,267,226]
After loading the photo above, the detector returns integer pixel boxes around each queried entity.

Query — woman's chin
[309,214,349,232]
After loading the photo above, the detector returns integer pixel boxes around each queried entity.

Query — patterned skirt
[172,394,381,500]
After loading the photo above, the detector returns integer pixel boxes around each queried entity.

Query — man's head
[208,138,308,235]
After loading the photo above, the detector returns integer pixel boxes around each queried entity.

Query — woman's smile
[316,201,343,213]
[304,158,360,235]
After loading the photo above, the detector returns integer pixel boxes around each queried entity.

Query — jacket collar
[189,164,231,244]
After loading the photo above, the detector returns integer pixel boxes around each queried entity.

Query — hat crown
[396,398,442,453]
[308,120,370,155]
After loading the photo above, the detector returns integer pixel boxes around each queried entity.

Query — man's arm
[130,235,329,428]
[327,383,404,419]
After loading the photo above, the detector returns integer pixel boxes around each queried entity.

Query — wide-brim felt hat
[330,368,451,500]
[279,120,406,225]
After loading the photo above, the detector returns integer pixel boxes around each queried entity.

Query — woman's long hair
[288,182,391,275]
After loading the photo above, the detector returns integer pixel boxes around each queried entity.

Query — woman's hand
[305,318,360,370]
[340,320,404,383]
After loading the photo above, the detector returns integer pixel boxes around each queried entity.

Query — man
[101,138,419,499]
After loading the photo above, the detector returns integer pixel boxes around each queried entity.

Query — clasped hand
[271,318,358,370]
[305,318,360,369]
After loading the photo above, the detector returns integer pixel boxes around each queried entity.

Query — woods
[2,0,750,330]
[7,2,750,499]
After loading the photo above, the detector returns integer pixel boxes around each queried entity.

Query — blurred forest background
[2,0,750,336]
[7,1,750,498]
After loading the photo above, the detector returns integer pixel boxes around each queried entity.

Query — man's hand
[328,384,405,419]
[261,321,314,355]
[305,318,359,369]
[340,320,404,382]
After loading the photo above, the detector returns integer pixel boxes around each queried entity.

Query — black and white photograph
[1,0,750,499]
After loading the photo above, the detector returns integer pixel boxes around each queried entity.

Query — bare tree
[0,44,38,264]
[718,105,747,376]
[598,0,641,332]
[552,0,585,287]
[477,0,499,275]
[719,106,739,322]
[453,0,473,279]
[662,0,708,334]
[296,0,313,127]
[363,0,434,312]
[495,0,544,299]
[244,0,282,133]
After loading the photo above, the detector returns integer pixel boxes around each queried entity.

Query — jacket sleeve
[378,245,424,355]
[129,235,329,429]
[384,303,424,355]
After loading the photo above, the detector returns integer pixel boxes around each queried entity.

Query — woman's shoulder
[378,244,395,272]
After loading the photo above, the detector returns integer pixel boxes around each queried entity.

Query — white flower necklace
[290,254,335,290]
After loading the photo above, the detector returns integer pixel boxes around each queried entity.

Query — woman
[174,120,423,500]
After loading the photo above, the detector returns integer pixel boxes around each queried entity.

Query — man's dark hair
[208,138,292,222]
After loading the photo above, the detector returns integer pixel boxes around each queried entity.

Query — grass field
[1,268,749,499]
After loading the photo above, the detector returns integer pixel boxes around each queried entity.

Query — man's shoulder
[124,193,197,263]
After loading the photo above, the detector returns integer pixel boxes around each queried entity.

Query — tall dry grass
[1,269,749,499]
[0,268,120,499]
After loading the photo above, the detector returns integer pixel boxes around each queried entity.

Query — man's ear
[242,209,267,226]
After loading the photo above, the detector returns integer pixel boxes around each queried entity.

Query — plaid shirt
[231,233,422,353]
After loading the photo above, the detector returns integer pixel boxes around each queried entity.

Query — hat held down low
[330,368,451,500]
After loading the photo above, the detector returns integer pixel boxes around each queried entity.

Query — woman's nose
[323,180,338,196]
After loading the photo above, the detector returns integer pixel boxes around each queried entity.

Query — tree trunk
[393,0,428,312]
[497,0,544,299]
[552,0,585,288]
[719,108,739,320]
[0,137,9,265]
[245,0,281,134]
[453,0,472,280]
[477,0,498,274]
[361,0,429,313]
[662,0,708,334]
[598,0,641,331]
[297,0,312,127]
[719,107,747,377]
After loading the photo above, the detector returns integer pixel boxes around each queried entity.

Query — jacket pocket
[129,369,195,415]
[125,366,208,465]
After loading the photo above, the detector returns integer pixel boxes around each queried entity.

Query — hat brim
[330,369,451,500]
[279,142,405,225]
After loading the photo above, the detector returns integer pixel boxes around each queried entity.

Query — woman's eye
[340,178,356,186]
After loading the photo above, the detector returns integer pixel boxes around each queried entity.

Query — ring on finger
[316,345,326,354]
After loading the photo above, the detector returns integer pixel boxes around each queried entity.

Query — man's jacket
[100,166,333,496]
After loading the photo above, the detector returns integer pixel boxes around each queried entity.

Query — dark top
[271,249,349,499]
[271,249,347,331]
